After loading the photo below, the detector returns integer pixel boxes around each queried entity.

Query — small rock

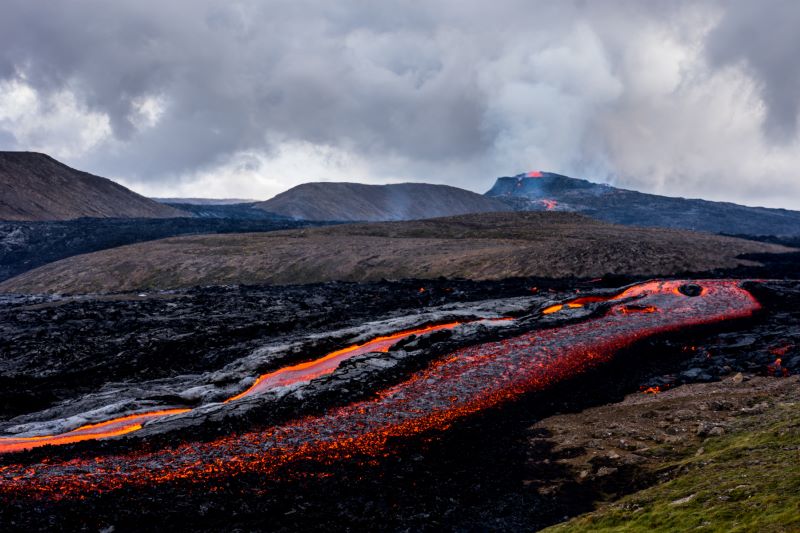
[596,466,618,477]
[697,422,726,438]
[696,422,713,437]
[682,368,705,380]
[741,401,769,413]
[731,372,744,384]
[710,399,734,411]
[670,493,696,506]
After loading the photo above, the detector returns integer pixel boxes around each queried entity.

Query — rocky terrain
[255,181,510,221]
[0,152,186,221]
[0,276,796,531]
[0,212,792,294]
[153,198,256,205]
[0,277,542,420]
[542,375,800,532]
[487,171,800,237]
[160,202,293,220]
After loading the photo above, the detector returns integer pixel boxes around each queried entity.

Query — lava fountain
[0,280,760,498]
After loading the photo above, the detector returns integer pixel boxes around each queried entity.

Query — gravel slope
[0,152,186,221]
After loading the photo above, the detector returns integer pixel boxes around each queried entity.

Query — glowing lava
[0,410,190,454]
[541,292,625,315]
[0,322,485,454]
[540,199,558,210]
[0,280,761,498]
[226,322,463,402]
[526,170,544,178]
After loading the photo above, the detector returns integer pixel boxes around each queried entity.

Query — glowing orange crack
[0,409,190,454]
[225,322,463,402]
[542,290,629,315]
[0,321,482,453]
[0,280,762,498]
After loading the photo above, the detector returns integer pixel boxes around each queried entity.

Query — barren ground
[530,374,798,498]
[0,212,791,294]
[541,375,800,532]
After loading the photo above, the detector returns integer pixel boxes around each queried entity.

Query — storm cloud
[0,0,799,207]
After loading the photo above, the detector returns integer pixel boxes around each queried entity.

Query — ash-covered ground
[0,274,798,531]
[0,216,329,284]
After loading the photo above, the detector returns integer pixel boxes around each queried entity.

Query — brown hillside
[0,152,187,220]
[255,182,511,221]
[0,212,791,294]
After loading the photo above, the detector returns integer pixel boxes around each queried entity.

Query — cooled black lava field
[0,271,798,531]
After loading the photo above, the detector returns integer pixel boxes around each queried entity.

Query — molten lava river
[0,280,759,499]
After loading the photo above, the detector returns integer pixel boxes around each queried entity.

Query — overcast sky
[1,0,799,208]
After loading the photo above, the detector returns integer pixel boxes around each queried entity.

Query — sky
[1,0,799,208]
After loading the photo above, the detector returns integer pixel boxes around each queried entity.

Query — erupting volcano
[0,280,761,499]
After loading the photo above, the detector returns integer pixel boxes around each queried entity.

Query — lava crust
[0,280,760,498]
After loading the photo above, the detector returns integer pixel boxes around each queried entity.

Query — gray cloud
[707,0,800,140]
[0,0,799,208]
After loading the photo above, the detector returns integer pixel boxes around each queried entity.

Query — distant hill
[0,152,187,221]
[0,212,790,294]
[486,171,800,236]
[255,182,511,221]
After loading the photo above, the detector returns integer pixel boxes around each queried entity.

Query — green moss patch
[545,402,800,532]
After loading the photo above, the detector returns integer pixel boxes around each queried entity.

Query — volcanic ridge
[487,170,800,236]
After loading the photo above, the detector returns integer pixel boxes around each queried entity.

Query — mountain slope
[0,212,790,294]
[0,152,187,221]
[486,171,800,236]
[255,182,510,221]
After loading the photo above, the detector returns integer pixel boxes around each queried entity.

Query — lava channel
[0,280,760,498]
[0,322,476,454]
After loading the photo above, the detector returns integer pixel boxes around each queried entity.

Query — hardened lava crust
[0,277,797,531]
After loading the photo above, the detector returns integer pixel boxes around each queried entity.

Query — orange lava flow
[0,322,473,454]
[542,289,637,315]
[541,285,671,316]
[526,170,543,178]
[0,409,190,454]
[0,280,760,499]
[226,322,463,402]
[540,199,558,210]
